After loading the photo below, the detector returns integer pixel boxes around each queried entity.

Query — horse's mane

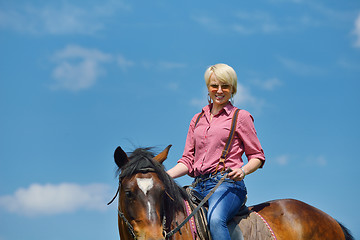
[117,147,188,217]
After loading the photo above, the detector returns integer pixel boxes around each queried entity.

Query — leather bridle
[108,167,230,239]
[108,167,168,239]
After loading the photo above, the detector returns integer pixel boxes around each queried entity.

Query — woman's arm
[228,158,263,181]
[167,163,189,179]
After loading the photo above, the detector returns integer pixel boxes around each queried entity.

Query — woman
[167,63,265,240]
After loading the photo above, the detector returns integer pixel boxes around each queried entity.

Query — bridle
[108,167,230,239]
[108,167,170,239]
[107,183,141,239]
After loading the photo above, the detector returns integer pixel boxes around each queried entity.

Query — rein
[164,169,231,238]
[108,168,231,239]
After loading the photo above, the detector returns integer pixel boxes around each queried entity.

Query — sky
[0,0,359,239]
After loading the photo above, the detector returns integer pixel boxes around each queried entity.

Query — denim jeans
[192,172,247,240]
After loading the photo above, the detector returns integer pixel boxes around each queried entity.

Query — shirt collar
[202,101,234,116]
[222,102,235,115]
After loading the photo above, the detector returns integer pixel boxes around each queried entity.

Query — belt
[193,169,231,187]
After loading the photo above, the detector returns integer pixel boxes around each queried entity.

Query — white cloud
[50,46,188,91]
[167,82,179,91]
[194,11,285,35]
[191,16,223,32]
[51,45,112,91]
[315,156,327,166]
[277,56,325,75]
[0,183,111,216]
[337,58,360,71]
[232,24,254,35]
[117,55,135,72]
[53,44,112,61]
[268,0,303,3]
[195,3,354,37]
[251,78,282,91]
[234,11,283,34]
[353,13,360,48]
[269,0,351,23]
[0,1,130,35]
[157,61,187,70]
[275,154,290,166]
[234,84,256,105]
[141,61,187,71]
[233,83,265,113]
[306,155,327,167]
[190,88,209,108]
[190,98,208,108]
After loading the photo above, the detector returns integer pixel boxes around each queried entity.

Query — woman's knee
[208,213,227,228]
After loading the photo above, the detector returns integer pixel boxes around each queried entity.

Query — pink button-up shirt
[178,102,265,177]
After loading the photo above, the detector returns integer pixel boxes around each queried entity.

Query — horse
[110,145,354,240]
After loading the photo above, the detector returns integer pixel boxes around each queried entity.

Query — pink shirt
[178,102,265,177]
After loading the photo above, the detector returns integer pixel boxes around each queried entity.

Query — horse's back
[247,199,345,240]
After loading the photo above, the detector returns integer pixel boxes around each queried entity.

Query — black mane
[117,147,188,217]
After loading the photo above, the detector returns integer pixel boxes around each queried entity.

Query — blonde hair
[204,63,238,95]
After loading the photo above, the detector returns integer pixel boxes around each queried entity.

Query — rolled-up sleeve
[237,111,265,167]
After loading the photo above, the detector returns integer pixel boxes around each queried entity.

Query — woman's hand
[227,158,263,181]
[228,167,246,181]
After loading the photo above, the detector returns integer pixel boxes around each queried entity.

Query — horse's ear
[114,146,129,169]
[153,145,172,164]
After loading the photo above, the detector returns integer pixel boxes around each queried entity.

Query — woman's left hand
[227,158,263,181]
[227,167,246,181]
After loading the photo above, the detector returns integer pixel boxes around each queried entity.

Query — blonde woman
[167,63,265,240]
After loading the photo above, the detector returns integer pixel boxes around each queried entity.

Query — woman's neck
[211,101,229,116]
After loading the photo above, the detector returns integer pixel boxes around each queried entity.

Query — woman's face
[208,73,233,108]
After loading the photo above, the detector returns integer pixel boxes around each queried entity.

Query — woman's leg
[206,178,247,240]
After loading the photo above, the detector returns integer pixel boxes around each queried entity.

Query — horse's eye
[125,191,133,199]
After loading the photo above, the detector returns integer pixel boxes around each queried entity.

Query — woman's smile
[208,74,232,108]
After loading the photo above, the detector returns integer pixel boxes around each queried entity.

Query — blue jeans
[192,172,247,240]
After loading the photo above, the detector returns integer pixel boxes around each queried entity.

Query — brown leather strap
[194,112,204,127]
[214,108,240,173]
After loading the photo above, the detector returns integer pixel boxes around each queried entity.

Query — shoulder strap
[215,108,240,173]
[194,112,204,128]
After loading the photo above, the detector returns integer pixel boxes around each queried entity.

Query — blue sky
[0,0,359,239]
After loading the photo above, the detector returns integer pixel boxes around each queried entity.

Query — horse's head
[113,145,186,240]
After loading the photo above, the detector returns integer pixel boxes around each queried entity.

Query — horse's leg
[249,199,345,240]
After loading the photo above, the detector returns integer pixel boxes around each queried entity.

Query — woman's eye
[222,84,230,89]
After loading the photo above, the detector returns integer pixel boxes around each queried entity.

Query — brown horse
[110,145,354,240]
